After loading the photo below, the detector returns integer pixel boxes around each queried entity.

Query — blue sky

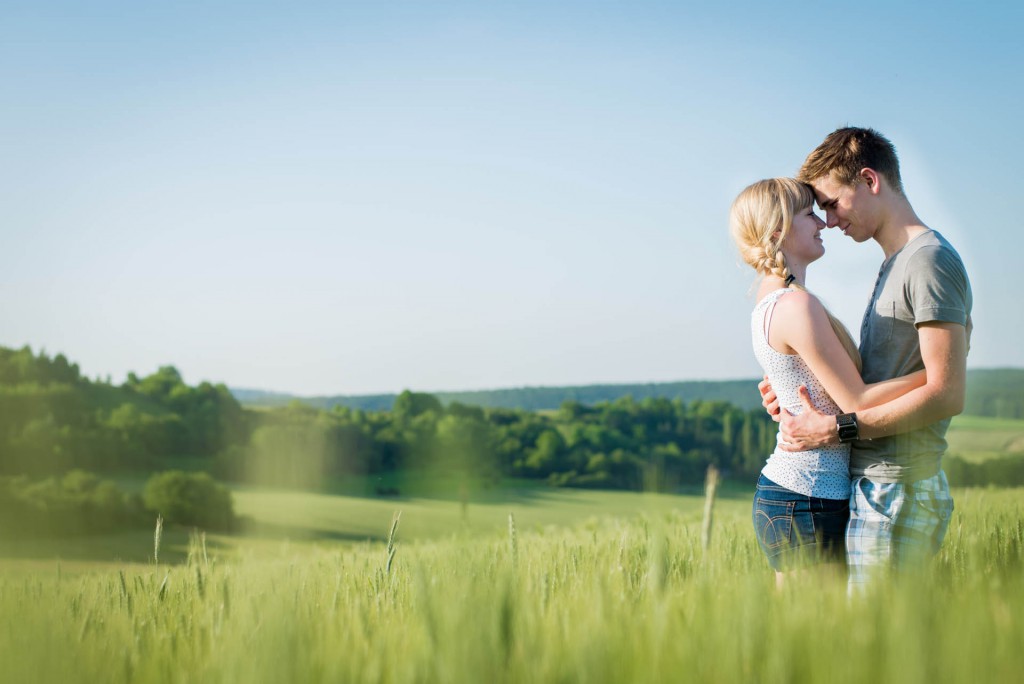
[2,1,1021,395]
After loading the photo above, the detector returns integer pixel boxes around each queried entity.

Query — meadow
[1,481,1021,683]
[945,415,1024,462]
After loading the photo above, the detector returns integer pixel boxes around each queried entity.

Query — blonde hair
[730,178,862,372]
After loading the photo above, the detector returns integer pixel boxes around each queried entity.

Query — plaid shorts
[846,470,954,590]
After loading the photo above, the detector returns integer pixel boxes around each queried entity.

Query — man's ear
[859,168,883,195]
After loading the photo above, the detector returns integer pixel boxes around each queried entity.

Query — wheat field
[0,487,1020,683]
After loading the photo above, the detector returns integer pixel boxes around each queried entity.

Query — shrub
[0,470,145,537]
[143,470,235,531]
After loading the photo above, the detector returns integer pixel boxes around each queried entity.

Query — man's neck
[873,198,929,259]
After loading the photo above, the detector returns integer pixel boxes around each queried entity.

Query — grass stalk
[153,515,164,565]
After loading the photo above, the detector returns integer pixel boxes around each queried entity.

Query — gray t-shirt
[851,229,972,483]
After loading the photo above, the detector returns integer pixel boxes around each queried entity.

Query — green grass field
[231,476,752,543]
[946,415,1024,462]
[0,481,747,568]
[1,482,1021,683]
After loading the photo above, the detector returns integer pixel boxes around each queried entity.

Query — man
[759,127,972,589]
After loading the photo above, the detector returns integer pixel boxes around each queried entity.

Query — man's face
[810,174,876,243]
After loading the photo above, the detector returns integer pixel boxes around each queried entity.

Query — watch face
[839,417,856,444]
[837,413,858,442]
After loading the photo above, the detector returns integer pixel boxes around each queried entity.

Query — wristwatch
[836,412,859,443]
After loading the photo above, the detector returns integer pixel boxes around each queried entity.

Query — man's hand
[758,376,781,423]
[778,385,839,451]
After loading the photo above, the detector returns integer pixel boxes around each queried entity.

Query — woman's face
[780,204,826,266]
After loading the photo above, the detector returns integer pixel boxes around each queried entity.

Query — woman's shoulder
[767,289,830,333]
[755,285,794,307]
[770,288,821,313]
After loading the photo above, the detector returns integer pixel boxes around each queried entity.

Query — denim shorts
[752,474,850,571]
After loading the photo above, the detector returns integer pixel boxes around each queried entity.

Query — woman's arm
[769,290,926,412]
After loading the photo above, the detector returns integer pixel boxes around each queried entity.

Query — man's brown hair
[797,127,904,194]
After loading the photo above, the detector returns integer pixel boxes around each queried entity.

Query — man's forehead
[810,175,839,192]
[810,185,832,206]
[810,176,842,204]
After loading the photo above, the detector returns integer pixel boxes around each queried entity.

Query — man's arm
[778,321,968,450]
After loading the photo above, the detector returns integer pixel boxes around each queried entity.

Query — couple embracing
[730,127,973,590]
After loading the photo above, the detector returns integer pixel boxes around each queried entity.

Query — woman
[729,178,925,584]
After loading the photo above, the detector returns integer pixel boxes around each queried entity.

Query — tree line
[234,370,1024,418]
[233,379,766,412]
[0,345,776,493]
[0,346,246,476]
[219,391,779,492]
[3,344,1023,523]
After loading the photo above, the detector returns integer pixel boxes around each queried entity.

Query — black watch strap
[836,412,859,443]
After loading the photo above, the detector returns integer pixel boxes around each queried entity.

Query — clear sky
[2,1,1021,395]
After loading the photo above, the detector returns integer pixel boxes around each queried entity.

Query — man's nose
[825,210,838,228]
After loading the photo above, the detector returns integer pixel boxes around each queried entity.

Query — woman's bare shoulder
[771,289,825,320]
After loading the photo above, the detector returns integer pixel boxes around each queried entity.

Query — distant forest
[3,345,1024,508]
[233,380,781,412]
[235,369,1024,419]
[1,346,776,495]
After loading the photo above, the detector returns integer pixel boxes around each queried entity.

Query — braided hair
[730,178,862,372]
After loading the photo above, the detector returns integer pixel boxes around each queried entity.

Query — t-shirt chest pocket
[865,298,896,343]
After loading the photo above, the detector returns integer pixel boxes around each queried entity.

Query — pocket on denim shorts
[852,476,900,524]
[754,498,794,550]
[910,485,954,522]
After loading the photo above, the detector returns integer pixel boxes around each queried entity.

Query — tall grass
[152,515,163,565]
[0,488,1020,683]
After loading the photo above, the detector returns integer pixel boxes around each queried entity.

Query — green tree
[525,429,566,476]
[436,413,497,476]
[393,391,443,420]
[143,471,235,530]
